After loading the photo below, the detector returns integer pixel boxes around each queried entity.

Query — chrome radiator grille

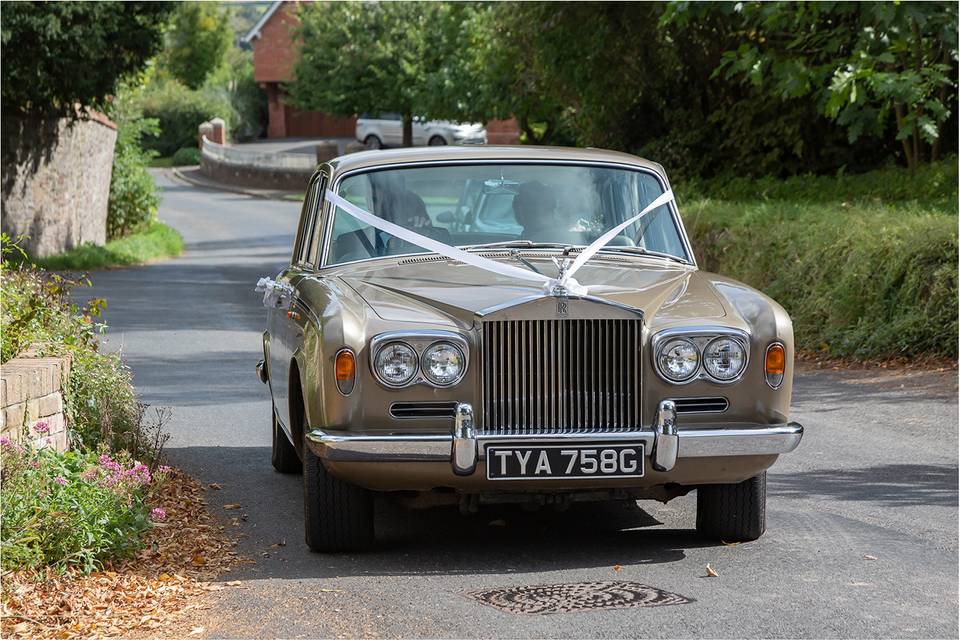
[481,319,642,435]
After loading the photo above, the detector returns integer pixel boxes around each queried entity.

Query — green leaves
[164,2,232,91]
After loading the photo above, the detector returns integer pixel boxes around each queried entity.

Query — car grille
[481,319,642,435]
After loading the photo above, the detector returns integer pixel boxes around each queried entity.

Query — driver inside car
[512,181,584,244]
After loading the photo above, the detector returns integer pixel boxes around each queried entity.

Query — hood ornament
[550,257,573,297]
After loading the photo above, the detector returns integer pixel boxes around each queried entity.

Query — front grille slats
[482,319,642,435]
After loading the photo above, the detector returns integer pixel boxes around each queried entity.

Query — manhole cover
[466,580,693,615]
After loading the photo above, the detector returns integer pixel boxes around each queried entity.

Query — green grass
[148,156,174,168]
[679,160,958,360]
[35,222,184,271]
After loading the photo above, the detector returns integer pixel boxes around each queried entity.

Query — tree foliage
[291,1,478,146]
[672,1,959,170]
[0,1,172,118]
[165,2,233,90]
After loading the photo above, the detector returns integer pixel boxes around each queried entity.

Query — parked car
[256,145,803,552]
[356,113,486,148]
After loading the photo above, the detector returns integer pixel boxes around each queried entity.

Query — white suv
[356,114,487,149]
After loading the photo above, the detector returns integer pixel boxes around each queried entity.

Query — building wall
[1,353,71,453]
[1,115,116,258]
[252,1,299,84]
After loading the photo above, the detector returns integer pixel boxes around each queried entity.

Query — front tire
[271,406,302,474]
[696,472,766,542]
[303,445,374,552]
[364,135,382,150]
[428,135,448,146]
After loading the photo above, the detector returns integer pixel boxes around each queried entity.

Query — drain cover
[467,580,693,615]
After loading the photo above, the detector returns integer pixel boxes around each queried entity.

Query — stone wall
[1,114,117,258]
[200,136,315,191]
[1,354,71,453]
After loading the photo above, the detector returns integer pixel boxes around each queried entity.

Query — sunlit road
[84,171,958,639]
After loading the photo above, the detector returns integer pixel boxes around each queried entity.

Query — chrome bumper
[306,402,803,475]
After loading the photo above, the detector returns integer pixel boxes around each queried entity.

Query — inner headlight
[374,342,418,386]
[703,337,746,381]
[421,342,465,386]
[657,338,699,382]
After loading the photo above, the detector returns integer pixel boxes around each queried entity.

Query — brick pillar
[209,118,226,145]
[265,83,287,139]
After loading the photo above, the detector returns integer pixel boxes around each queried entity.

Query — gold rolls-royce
[257,146,803,551]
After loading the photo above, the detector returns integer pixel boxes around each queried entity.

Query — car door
[381,113,403,146]
[268,173,325,434]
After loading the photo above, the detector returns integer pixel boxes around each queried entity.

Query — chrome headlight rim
[372,340,419,388]
[702,336,748,382]
[651,327,751,386]
[420,340,467,387]
[369,331,470,389]
[655,337,701,383]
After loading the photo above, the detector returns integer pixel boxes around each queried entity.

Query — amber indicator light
[765,344,785,375]
[335,351,356,381]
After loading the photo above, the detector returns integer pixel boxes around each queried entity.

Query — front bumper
[306,401,803,477]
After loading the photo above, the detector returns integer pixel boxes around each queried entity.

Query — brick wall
[253,2,300,84]
[486,118,521,145]
[1,354,71,452]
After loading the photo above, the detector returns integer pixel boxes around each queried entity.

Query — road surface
[85,172,958,639]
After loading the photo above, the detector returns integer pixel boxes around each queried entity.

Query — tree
[165,2,233,90]
[291,1,477,147]
[1,1,172,118]
[673,1,959,170]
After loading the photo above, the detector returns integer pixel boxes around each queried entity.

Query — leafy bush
[171,146,201,166]
[0,441,169,573]
[135,79,233,156]
[683,198,958,359]
[34,222,183,271]
[203,47,266,141]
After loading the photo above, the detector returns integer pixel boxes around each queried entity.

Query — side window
[294,174,326,267]
[306,175,328,264]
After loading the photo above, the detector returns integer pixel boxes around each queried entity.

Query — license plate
[485,442,645,480]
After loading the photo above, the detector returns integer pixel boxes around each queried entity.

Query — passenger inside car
[511,181,585,244]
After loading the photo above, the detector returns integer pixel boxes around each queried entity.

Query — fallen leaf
[208,483,223,490]
[488,519,507,527]
[721,540,740,547]
[863,554,878,561]
[317,588,341,593]
[705,564,719,577]
[188,626,205,636]
[158,573,174,581]
[225,581,242,587]
[223,503,241,510]
[612,564,622,573]
[270,540,286,548]
[191,555,207,566]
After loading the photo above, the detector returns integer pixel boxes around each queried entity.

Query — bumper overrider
[306,400,803,477]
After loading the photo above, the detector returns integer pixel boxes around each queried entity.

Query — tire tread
[696,472,766,541]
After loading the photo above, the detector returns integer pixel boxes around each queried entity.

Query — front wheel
[428,135,448,146]
[303,445,374,552]
[696,472,766,542]
[364,135,382,150]
[271,406,301,474]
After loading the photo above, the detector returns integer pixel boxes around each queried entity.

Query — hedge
[682,198,957,359]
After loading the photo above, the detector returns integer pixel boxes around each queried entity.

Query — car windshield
[324,163,689,266]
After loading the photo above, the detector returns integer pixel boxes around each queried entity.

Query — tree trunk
[894,103,916,171]
[402,112,413,148]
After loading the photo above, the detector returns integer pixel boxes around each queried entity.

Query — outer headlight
[657,338,699,382]
[703,337,747,381]
[421,342,465,386]
[374,342,418,386]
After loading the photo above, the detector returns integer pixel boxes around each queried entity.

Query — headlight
[421,342,465,386]
[374,342,418,386]
[703,337,746,381]
[657,338,699,382]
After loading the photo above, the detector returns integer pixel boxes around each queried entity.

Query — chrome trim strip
[305,422,804,462]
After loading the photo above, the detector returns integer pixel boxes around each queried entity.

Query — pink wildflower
[53,475,67,486]
[0,436,11,447]
[30,460,40,469]
[33,421,49,434]
[98,454,121,473]
[150,507,166,521]
[81,468,99,481]
[158,465,172,474]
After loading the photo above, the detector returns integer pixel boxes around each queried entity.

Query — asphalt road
[85,171,958,639]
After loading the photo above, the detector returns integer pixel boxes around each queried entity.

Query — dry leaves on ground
[705,564,719,578]
[1,469,244,640]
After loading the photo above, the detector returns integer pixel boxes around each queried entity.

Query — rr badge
[556,298,568,316]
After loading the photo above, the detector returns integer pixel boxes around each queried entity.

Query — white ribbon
[324,187,675,296]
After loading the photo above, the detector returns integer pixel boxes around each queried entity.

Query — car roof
[326,145,667,180]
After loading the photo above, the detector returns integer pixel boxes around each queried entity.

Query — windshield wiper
[461,240,572,250]
[598,246,691,265]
